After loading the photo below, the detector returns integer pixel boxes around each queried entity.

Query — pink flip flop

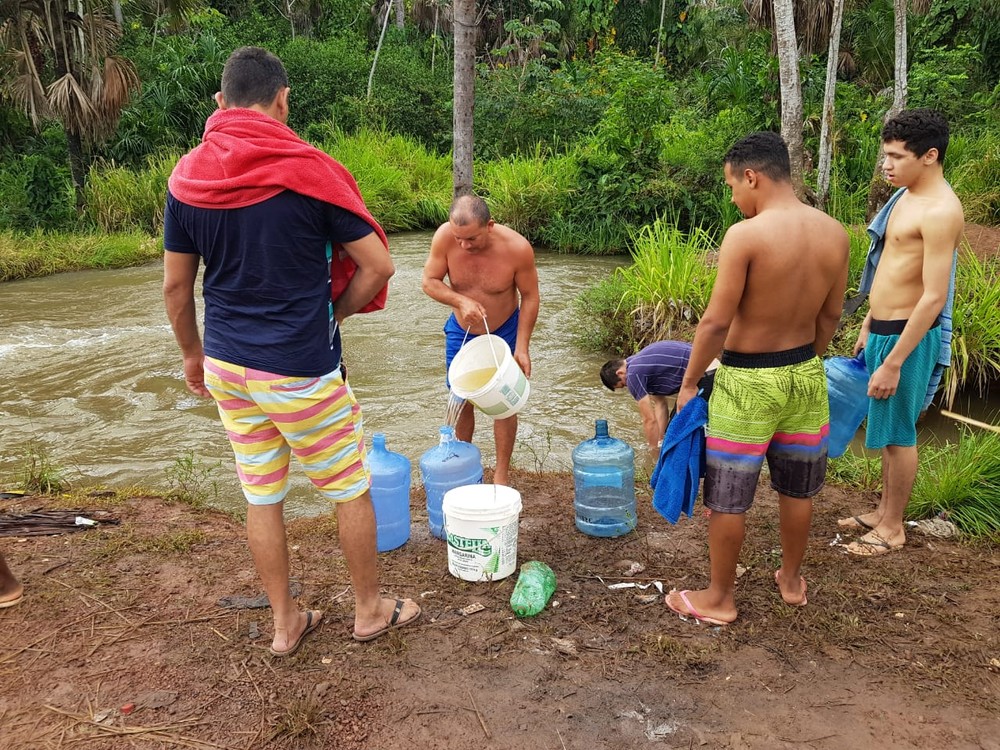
[664,589,733,626]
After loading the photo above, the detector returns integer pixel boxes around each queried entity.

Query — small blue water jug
[369,433,412,552]
[419,426,483,540]
[572,420,636,537]
[825,352,870,459]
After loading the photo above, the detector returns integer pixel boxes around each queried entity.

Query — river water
[1,231,996,517]
[0,233,640,516]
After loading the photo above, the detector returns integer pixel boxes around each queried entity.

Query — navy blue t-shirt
[164,189,374,377]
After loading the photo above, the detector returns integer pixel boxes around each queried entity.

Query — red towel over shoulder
[168,108,389,313]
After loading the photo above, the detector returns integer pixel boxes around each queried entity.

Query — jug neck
[594,419,609,439]
[373,433,386,451]
[439,425,455,444]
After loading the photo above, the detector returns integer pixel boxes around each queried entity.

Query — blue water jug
[419,426,483,540]
[369,433,412,552]
[572,420,636,537]
[825,352,870,459]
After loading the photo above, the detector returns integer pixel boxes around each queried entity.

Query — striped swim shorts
[203,357,370,506]
[705,345,829,514]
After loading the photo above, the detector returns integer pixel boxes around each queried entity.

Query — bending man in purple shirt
[601,341,718,450]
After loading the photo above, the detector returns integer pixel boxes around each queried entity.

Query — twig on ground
[467,689,490,739]
[557,728,568,749]
[49,578,134,623]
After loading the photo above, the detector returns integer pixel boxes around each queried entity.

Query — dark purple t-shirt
[625,341,692,400]
[163,189,373,377]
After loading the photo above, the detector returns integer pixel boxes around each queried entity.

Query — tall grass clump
[612,219,718,346]
[315,127,451,231]
[948,131,1000,225]
[85,153,178,234]
[573,272,636,353]
[910,428,1000,538]
[0,231,160,282]
[479,148,578,240]
[945,250,1000,403]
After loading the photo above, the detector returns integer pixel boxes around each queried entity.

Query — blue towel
[859,187,957,409]
[650,394,707,524]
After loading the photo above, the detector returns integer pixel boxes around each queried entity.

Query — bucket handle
[459,315,504,372]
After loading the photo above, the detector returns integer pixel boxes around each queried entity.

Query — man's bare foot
[270,609,323,657]
[774,570,807,606]
[0,568,22,608]
[845,528,905,557]
[664,588,736,626]
[353,597,421,642]
[837,513,878,531]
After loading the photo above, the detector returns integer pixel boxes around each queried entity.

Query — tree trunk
[393,0,404,28]
[866,0,908,219]
[773,0,805,199]
[112,0,124,26]
[67,131,87,213]
[367,1,393,99]
[816,0,846,211]
[452,0,477,197]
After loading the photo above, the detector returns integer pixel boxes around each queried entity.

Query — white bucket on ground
[442,484,522,582]
[448,334,530,420]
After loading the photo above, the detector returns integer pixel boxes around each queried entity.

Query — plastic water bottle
[509,561,557,617]
[825,353,870,459]
[572,420,636,537]
[368,433,411,552]
[419,426,483,540]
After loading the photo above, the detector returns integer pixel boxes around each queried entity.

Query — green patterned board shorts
[705,345,830,514]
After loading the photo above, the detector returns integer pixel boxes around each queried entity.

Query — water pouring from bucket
[447,320,530,420]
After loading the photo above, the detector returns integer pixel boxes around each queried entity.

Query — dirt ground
[1,468,998,750]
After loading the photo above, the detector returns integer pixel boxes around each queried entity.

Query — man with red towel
[163,47,420,655]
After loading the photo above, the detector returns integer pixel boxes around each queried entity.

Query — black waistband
[870,318,941,336]
[720,344,817,369]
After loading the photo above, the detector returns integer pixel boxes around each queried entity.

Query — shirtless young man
[422,195,540,486]
[667,132,849,625]
[840,109,964,557]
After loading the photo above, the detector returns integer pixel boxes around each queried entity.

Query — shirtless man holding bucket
[422,194,540,486]
[670,132,848,625]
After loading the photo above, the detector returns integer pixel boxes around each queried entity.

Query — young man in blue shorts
[422,195,540,486]
[839,110,964,556]
[671,132,848,625]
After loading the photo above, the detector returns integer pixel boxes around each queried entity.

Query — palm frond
[46,72,98,138]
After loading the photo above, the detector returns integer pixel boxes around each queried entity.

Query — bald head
[449,194,491,227]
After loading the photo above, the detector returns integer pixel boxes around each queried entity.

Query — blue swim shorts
[444,309,519,388]
[865,319,941,449]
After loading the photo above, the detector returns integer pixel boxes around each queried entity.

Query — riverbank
[1,471,997,749]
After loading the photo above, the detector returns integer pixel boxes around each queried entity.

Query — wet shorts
[865,319,941,449]
[444,309,519,388]
[704,345,829,514]
[203,357,370,506]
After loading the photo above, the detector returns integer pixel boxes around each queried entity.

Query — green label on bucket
[447,533,493,557]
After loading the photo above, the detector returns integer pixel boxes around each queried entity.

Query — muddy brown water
[1,230,996,517]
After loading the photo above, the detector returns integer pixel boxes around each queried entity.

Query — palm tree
[816,0,846,210]
[772,0,804,198]
[1,0,141,209]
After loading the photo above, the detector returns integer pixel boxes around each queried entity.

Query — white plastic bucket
[448,334,530,419]
[442,484,522,582]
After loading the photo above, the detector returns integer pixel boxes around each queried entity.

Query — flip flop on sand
[0,593,23,609]
[353,599,421,643]
[664,589,734,626]
[845,533,904,557]
[269,610,323,657]
[837,515,875,531]
[774,570,807,607]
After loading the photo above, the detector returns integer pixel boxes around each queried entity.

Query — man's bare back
[724,203,849,354]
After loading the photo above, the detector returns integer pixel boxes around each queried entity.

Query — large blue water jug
[369,433,412,552]
[825,352,870,459]
[572,420,636,537]
[419,426,483,540]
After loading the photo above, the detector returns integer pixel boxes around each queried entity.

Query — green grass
[84,153,176,234]
[945,250,1000,403]
[0,230,159,282]
[910,428,1000,537]
[613,219,717,346]
[479,148,578,240]
[6,441,68,494]
[826,450,882,493]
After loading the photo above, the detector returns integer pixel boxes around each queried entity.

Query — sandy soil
[1,468,998,750]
